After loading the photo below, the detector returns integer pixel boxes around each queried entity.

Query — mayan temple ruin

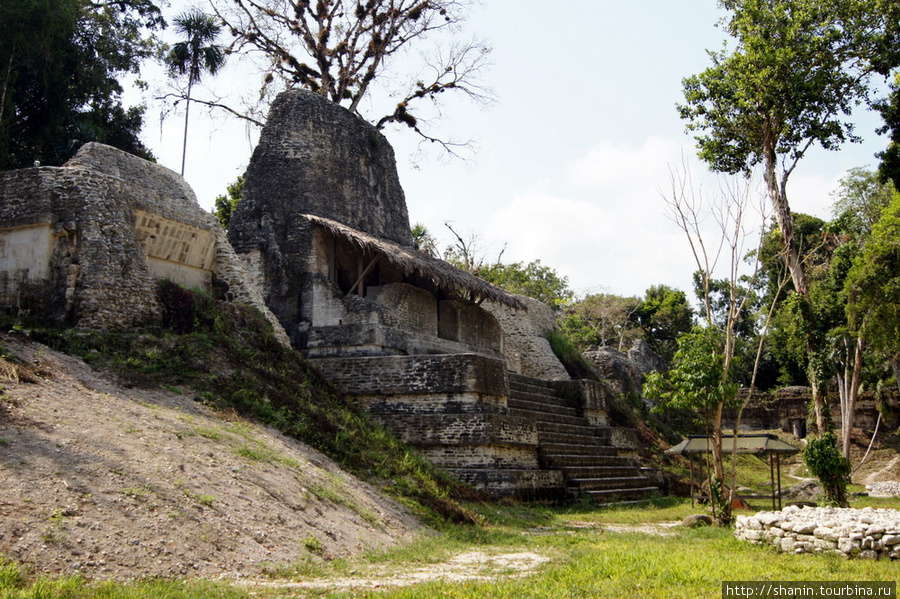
[225,89,658,500]
[0,89,659,501]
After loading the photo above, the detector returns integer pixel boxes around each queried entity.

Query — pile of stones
[866,481,900,497]
[734,505,900,559]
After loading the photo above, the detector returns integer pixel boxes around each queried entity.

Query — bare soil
[0,333,420,581]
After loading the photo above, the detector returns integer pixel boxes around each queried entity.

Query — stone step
[558,465,643,479]
[540,442,621,457]
[508,377,555,393]
[538,428,608,446]
[509,390,578,409]
[507,399,582,422]
[580,486,659,504]
[509,409,592,430]
[567,476,653,492]
[543,456,637,471]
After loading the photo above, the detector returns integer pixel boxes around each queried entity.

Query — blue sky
[131,1,893,299]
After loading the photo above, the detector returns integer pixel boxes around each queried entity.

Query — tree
[678,0,900,432]
[634,285,694,363]
[846,188,900,401]
[0,0,163,169]
[213,176,245,229]
[211,0,490,148]
[411,223,439,257]
[875,74,900,190]
[561,293,642,350]
[644,326,741,524]
[168,9,226,176]
[478,260,572,310]
[803,432,851,506]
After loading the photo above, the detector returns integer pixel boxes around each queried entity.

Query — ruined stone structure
[0,92,658,501]
[723,386,899,438]
[0,143,288,344]
[228,90,657,500]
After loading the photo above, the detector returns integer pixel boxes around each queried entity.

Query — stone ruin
[0,142,287,344]
[226,89,656,499]
[0,89,658,501]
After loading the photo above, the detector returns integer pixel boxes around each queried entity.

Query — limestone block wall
[0,165,160,328]
[439,299,504,356]
[368,283,439,335]
[312,353,564,497]
[484,295,568,380]
[735,506,900,559]
[0,143,289,344]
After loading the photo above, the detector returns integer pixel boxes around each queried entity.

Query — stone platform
[313,353,657,501]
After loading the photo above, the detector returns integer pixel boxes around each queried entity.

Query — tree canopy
[167,8,226,176]
[477,260,572,310]
[0,0,163,168]
[211,0,490,146]
[679,0,900,297]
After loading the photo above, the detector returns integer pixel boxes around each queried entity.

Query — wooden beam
[347,255,380,296]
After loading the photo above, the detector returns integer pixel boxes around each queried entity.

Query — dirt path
[243,550,551,593]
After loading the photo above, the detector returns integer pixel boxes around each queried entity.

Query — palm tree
[168,9,225,176]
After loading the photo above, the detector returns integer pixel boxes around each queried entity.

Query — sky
[129,0,894,300]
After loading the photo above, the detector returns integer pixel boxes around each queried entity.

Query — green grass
[3,497,900,598]
[0,559,246,598]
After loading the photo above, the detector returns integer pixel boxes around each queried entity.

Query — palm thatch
[303,214,527,310]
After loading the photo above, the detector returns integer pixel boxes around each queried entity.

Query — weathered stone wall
[368,283,439,334]
[231,89,413,247]
[723,386,899,435]
[0,143,289,344]
[735,506,900,559]
[314,353,510,396]
[484,295,568,380]
[312,353,563,496]
[438,299,504,356]
[0,164,161,328]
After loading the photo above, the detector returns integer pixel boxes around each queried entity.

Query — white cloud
[487,190,698,298]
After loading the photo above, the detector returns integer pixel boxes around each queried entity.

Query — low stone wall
[735,506,900,559]
[867,482,900,498]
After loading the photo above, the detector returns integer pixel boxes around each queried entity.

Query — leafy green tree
[213,176,244,229]
[803,432,850,506]
[478,260,572,310]
[644,326,741,524]
[411,223,439,257]
[845,188,900,395]
[679,0,900,431]
[874,74,900,191]
[561,292,642,350]
[0,0,163,168]
[167,9,226,176]
[830,168,896,238]
[634,285,694,362]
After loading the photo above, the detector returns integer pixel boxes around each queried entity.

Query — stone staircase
[507,373,657,504]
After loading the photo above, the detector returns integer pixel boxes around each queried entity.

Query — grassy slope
[23,282,480,527]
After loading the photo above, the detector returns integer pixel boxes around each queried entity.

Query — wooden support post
[776,454,782,510]
[769,453,776,511]
[347,255,380,297]
[690,456,695,508]
[328,234,337,283]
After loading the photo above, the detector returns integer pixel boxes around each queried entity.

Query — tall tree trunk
[180,81,193,176]
[761,118,824,431]
[841,339,864,460]
[0,48,14,127]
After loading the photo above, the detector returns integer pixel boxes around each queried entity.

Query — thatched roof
[303,214,527,310]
